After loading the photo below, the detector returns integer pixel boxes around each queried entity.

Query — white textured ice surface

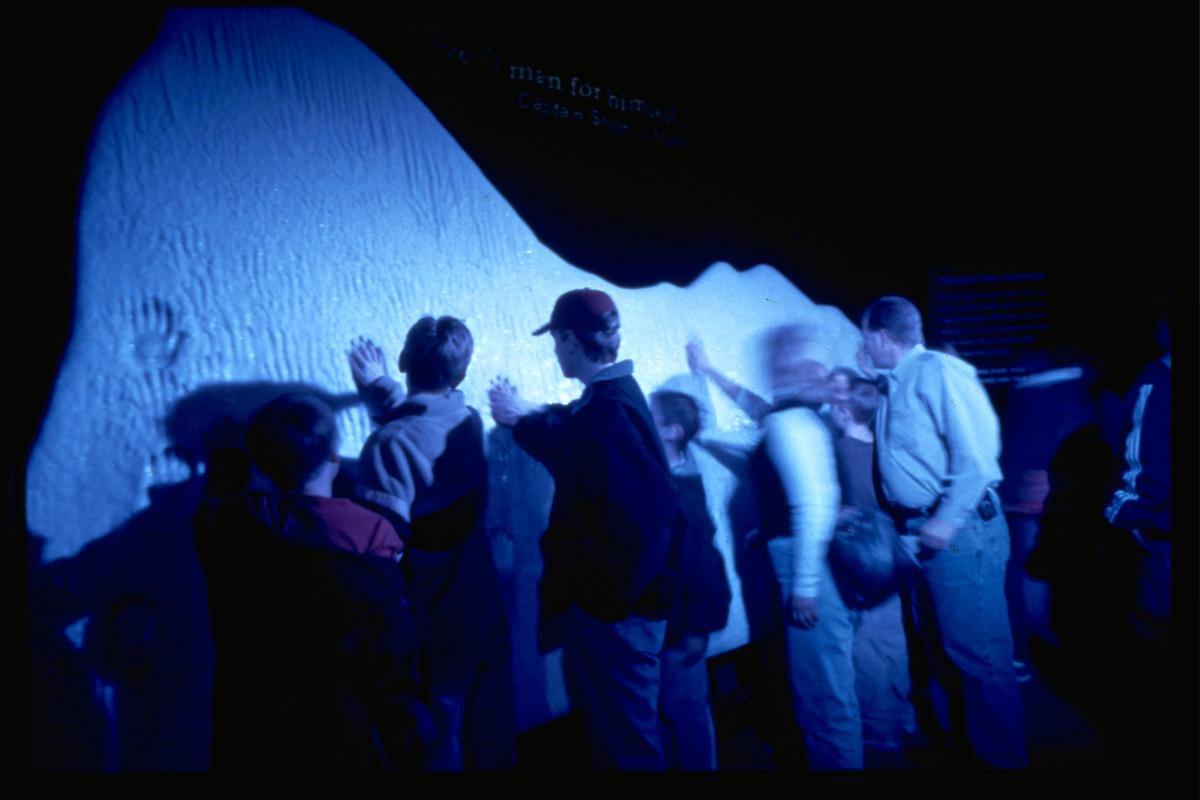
[28,8,863,747]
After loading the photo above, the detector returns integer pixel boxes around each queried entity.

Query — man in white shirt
[860,295,1028,769]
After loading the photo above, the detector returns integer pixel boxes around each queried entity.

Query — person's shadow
[26,381,356,770]
[481,424,571,745]
[26,532,111,770]
[1026,421,1127,721]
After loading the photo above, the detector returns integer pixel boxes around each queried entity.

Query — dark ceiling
[25,5,1194,429]
[43,7,1194,295]
[308,8,1191,299]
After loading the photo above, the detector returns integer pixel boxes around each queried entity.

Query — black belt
[890,486,1000,524]
[890,505,932,524]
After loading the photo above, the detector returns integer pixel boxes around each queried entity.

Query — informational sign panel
[927,269,1051,385]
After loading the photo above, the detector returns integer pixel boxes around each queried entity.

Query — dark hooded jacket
[194,490,428,770]
[514,362,684,623]
[666,469,731,642]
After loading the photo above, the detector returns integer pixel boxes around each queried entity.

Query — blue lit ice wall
[28,8,863,764]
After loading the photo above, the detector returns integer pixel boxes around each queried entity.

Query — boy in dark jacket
[489,288,684,770]
[649,389,732,770]
[194,393,426,770]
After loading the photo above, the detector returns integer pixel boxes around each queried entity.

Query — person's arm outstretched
[687,339,771,423]
[348,336,406,422]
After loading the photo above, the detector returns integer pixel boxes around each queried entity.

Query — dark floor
[515,636,1110,772]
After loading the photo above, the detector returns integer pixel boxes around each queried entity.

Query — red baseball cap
[532,288,619,336]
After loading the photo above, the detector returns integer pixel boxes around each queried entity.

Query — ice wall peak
[29,8,862,760]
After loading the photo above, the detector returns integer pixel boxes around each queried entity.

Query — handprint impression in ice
[127,295,187,371]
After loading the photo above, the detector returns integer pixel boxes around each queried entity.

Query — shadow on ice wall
[26,8,864,768]
[28,381,355,770]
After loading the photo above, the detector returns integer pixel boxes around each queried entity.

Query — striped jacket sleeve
[1105,358,1171,536]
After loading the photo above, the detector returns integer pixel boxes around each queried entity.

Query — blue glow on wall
[27,8,864,769]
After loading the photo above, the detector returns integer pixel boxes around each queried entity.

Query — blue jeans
[562,605,668,770]
[768,538,863,769]
[659,641,717,770]
[852,592,915,751]
[902,511,1029,768]
[1004,513,1037,665]
[425,649,517,771]
[407,534,516,771]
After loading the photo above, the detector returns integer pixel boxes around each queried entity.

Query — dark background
[26,6,1193,416]
[17,4,1195,767]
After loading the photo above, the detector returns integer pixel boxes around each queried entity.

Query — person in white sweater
[690,328,859,769]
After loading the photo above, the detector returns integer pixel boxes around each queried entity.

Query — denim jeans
[852,592,915,751]
[425,648,518,771]
[659,642,717,770]
[1004,513,1057,663]
[902,510,1029,768]
[407,534,516,771]
[562,605,668,770]
[768,538,863,769]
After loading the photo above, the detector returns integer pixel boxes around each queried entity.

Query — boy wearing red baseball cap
[490,288,684,771]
